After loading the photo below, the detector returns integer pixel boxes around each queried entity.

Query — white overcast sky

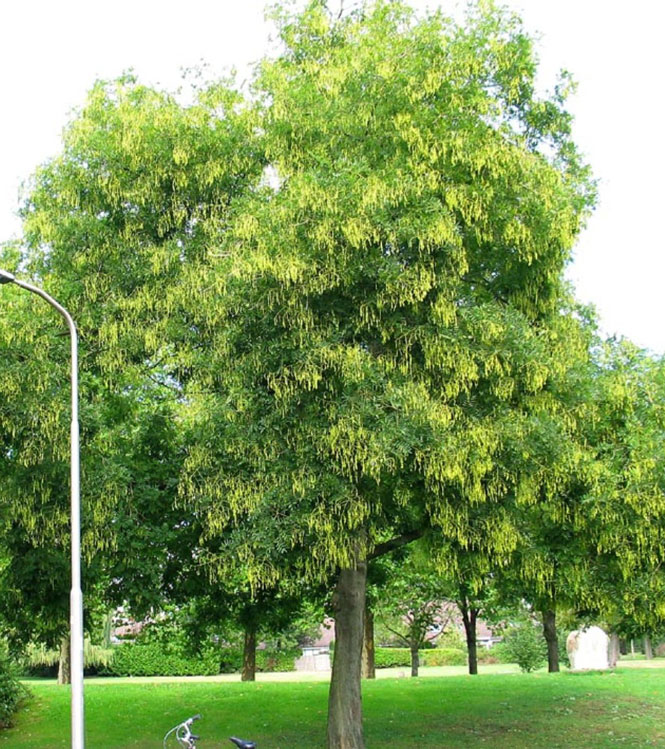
[1,0,663,352]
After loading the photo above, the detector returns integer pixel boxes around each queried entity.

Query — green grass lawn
[3,666,665,747]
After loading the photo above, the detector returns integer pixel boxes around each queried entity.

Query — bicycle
[163,714,256,748]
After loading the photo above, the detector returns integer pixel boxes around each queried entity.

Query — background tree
[2,74,261,678]
[0,244,124,682]
[361,556,402,680]
[431,545,502,676]
[374,551,453,677]
[555,340,665,647]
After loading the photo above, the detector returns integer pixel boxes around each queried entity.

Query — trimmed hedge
[103,643,298,677]
[421,648,467,667]
[105,642,221,677]
[375,648,413,668]
[374,647,467,668]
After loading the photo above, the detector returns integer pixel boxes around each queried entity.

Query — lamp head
[0,269,16,284]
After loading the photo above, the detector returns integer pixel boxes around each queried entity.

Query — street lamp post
[0,269,85,749]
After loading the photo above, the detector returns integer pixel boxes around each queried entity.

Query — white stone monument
[566,626,610,670]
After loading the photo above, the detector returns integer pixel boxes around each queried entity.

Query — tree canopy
[181,0,596,582]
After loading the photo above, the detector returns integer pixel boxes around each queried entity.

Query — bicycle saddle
[229,738,256,749]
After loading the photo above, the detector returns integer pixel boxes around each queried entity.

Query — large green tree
[179,3,595,746]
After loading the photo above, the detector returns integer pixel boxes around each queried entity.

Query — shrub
[218,647,243,674]
[0,655,28,728]
[213,646,297,674]
[436,629,466,651]
[503,622,547,673]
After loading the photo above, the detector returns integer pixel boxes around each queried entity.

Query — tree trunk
[644,635,654,660]
[58,636,71,685]
[327,562,367,749]
[241,626,257,682]
[542,609,560,673]
[409,642,420,677]
[608,633,620,668]
[460,606,478,675]
[361,605,375,679]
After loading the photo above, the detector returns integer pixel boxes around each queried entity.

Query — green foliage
[0,652,28,728]
[503,622,547,673]
[131,607,211,654]
[579,344,665,628]
[262,599,327,650]
[0,245,184,649]
[0,67,258,648]
[557,629,571,668]
[477,642,511,665]
[175,0,596,587]
[101,597,309,679]
[256,648,299,673]
[436,628,466,651]
[139,583,324,671]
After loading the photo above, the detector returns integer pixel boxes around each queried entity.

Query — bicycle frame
[163,714,201,748]
[163,715,256,748]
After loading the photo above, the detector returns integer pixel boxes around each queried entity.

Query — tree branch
[381,621,409,648]
[369,529,424,560]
